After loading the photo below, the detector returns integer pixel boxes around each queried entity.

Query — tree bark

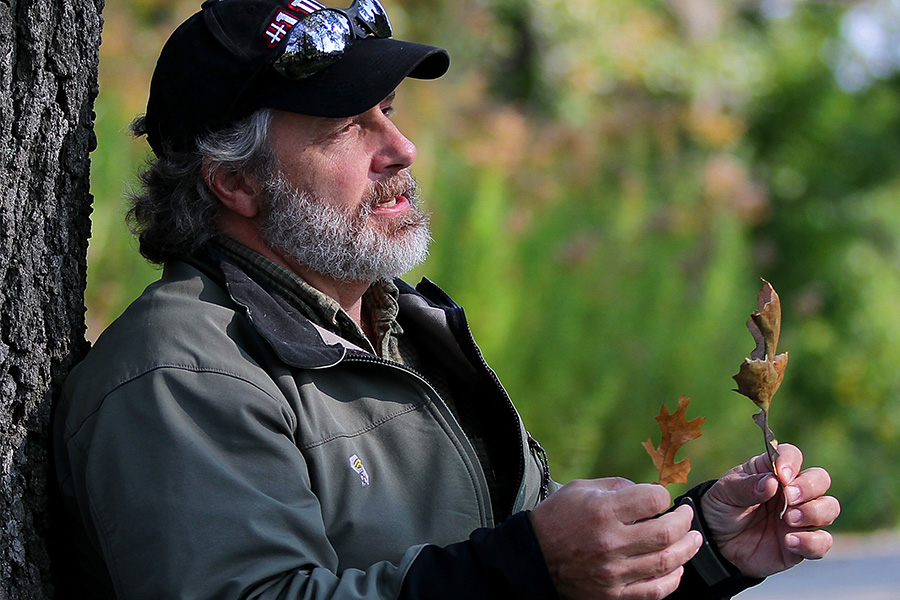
[0,0,103,597]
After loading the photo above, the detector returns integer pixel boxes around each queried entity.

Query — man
[54,0,839,598]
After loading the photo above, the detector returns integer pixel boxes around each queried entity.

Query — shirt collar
[209,237,403,358]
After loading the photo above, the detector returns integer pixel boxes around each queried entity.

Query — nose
[371,115,417,177]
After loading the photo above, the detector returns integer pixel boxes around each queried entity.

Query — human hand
[700,443,840,578]
[530,478,703,600]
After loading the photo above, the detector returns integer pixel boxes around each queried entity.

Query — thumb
[711,472,779,509]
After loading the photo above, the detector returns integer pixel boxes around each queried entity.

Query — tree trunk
[0,0,103,597]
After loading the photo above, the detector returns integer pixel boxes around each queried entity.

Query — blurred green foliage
[87,0,900,531]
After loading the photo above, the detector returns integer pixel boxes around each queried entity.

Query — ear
[204,161,263,219]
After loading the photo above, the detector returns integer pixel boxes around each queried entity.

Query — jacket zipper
[442,306,531,517]
[409,279,552,509]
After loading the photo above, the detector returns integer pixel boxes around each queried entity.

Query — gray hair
[126,109,275,264]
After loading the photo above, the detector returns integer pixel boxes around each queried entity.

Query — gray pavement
[738,530,900,599]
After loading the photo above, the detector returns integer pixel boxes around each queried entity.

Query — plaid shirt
[212,236,410,363]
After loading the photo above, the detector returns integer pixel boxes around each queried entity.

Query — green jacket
[54,255,554,599]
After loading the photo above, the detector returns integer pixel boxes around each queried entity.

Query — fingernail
[785,485,801,504]
[780,466,793,482]
[756,475,771,492]
[786,509,802,525]
[785,534,800,549]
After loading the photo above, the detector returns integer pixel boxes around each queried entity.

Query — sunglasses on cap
[274,0,392,80]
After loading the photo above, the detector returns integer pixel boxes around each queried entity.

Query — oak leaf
[642,395,705,486]
[732,279,788,475]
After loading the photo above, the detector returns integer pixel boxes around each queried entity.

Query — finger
[785,529,834,560]
[783,495,841,529]
[626,505,695,554]
[707,471,779,509]
[622,566,685,600]
[612,483,672,524]
[783,466,832,507]
[623,529,702,583]
[774,443,803,485]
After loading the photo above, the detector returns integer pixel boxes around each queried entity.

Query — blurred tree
[744,3,900,529]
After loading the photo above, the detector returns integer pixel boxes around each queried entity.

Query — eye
[332,118,359,137]
[380,92,397,118]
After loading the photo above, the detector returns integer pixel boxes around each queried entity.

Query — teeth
[379,197,397,207]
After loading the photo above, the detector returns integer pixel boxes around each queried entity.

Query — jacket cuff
[399,511,560,600]
[671,481,764,599]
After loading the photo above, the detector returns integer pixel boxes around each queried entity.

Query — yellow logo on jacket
[349,454,370,487]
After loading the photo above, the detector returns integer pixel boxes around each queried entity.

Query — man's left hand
[700,443,840,579]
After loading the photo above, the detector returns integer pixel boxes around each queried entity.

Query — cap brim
[262,37,450,119]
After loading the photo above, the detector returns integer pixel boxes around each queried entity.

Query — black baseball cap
[143,0,450,157]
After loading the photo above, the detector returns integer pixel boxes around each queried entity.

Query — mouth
[372,194,410,214]
[369,171,419,215]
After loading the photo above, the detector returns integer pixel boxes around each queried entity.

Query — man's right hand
[529,478,701,600]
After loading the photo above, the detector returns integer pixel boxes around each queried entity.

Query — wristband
[674,487,765,599]
[678,496,731,586]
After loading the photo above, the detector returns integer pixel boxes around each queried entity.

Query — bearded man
[53,1,839,599]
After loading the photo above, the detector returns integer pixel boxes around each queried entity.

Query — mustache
[368,170,420,208]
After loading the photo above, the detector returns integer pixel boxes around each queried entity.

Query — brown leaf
[732,279,789,413]
[642,395,705,486]
[750,280,782,360]
[733,352,788,413]
[732,279,788,477]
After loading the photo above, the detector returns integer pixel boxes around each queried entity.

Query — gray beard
[259,169,432,283]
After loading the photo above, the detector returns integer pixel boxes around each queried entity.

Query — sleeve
[398,482,764,600]
[400,512,560,600]
[665,482,765,600]
[66,367,419,600]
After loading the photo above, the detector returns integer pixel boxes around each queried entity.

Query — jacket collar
[218,255,351,369]
[187,247,465,371]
